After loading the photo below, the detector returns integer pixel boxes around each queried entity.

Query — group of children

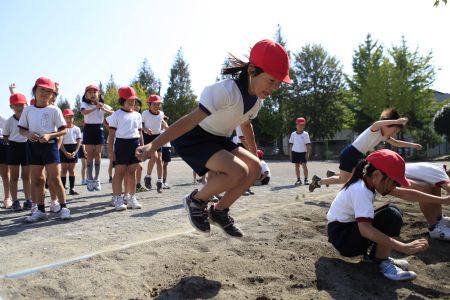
[2,39,449,282]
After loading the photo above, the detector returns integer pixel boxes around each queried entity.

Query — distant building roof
[434,91,450,102]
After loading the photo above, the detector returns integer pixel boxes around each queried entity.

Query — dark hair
[118,98,126,106]
[134,98,142,113]
[82,90,104,104]
[380,108,403,129]
[342,159,378,190]
[221,54,263,90]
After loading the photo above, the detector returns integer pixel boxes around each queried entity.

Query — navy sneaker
[156,181,163,193]
[144,175,152,190]
[209,206,243,238]
[309,175,321,192]
[12,200,22,211]
[23,200,32,210]
[182,190,210,233]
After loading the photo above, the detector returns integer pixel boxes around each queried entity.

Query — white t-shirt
[0,115,6,139]
[261,160,271,177]
[142,110,165,134]
[352,127,386,154]
[289,131,311,153]
[62,125,82,144]
[18,105,66,135]
[198,80,262,137]
[405,162,450,186]
[326,179,375,223]
[81,102,112,124]
[106,109,142,139]
[3,115,27,143]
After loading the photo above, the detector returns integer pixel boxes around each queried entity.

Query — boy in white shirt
[289,117,310,186]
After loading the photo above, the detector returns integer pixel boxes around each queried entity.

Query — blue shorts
[27,140,60,165]
[7,141,29,166]
[114,138,140,166]
[339,145,364,173]
[162,147,171,162]
[143,133,162,152]
[172,125,238,176]
[60,144,79,164]
[0,140,8,164]
[83,124,104,145]
[291,151,307,164]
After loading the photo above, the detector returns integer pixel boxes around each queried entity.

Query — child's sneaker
[94,179,101,191]
[86,179,95,192]
[127,196,142,209]
[156,181,163,193]
[50,201,61,213]
[123,194,131,205]
[294,179,302,186]
[379,259,416,281]
[208,206,243,238]
[309,175,321,192]
[12,200,22,211]
[144,175,152,190]
[31,203,38,215]
[111,196,118,207]
[69,189,79,195]
[363,254,409,270]
[114,197,127,211]
[304,178,309,185]
[26,210,48,223]
[59,207,72,220]
[3,198,12,209]
[182,190,210,233]
[326,170,336,178]
[23,199,32,210]
[162,183,171,189]
[429,219,450,240]
[81,178,87,185]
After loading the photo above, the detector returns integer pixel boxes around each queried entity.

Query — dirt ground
[0,158,449,300]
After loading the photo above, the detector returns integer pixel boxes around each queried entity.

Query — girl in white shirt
[80,85,113,192]
[310,108,422,192]
[107,87,144,211]
[136,39,292,238]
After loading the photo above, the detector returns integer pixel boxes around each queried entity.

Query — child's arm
[108,129,116,161]
[240,120,257,155]
[385,138,422,150]
[136,107,207,160]
[74,139,82,156]
[306,143,311,160]
[39,130,67,144]
[358,222,428,255]
[9,83,16,95]
[139,130,144,147]
[81,107,97,115]
[161,120,168,130]
[389,187,450,204]
[289,144,293,160]
[370,117,408,131]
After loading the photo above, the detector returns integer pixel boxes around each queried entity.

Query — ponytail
[221,53,263,90]
[342,159,377,190]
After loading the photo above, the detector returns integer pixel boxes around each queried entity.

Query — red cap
[63,108,74,116]
[30,98,36,106]
[85,85,99,92]
[367,149,410,187]
[256,149,264,158]
[296,117,306,125]
[249,39,292,84]
[118,87,138,100]
[148,95,161,103]
[35,77,56,91]
[10,93,27,105]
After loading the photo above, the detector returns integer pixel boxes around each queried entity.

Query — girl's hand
[397,117,409,126]
[400,239,429,255]
[28,132,40,142]
[38,134,50,143]
[414,143,423,150]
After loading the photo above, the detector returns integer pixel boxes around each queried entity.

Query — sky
[0,0,449,117]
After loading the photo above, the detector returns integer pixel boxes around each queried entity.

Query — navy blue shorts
[339,145,364,173]
[291,151,307,164]
[60,144,79,164]
[327,204,403,257]
[83,124,104,145]
[162,147,171,162]
[114,138,140,166]
[0,140,8,164]
[172,125,238,176]
[143,133,162,152]
[77,145,86,159]
[7,141,29,166]
[27,140,60,165]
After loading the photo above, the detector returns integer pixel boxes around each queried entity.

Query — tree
[163,49,197,123]
[291,44,346,141]
[73,94,83,127]
[56,97,70,111]
[433,103,450,140]
[132,59,161,96]
[434,0,447,7]
[131,82,149,111]
[103,74,120,110]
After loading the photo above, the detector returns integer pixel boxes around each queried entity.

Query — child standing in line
[18,77,70,222]
[60,109,82,196]
[3,91,31,210]
[80,85,113,192]
[0,112,11,208]
[107,87,143,211]
[254,149,271,185]
[136,39,292,237]
[327,149,431,281]
[289,117,310,186]
[310,108,422,192]
[142,95,167,193]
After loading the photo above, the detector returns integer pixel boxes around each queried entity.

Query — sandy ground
[0,158,449,300]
